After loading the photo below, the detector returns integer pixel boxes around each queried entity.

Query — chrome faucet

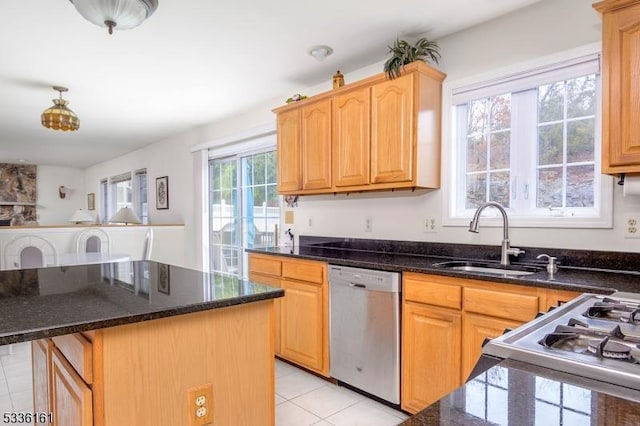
[468,201,524,266]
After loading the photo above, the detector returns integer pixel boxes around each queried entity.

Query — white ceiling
[1,0,542,169]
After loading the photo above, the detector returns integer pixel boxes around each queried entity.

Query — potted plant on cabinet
[383,37,441,80]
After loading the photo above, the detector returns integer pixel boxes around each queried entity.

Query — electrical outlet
[188,384,213,426]
[624,215,640,239]
[308,217,313,228]
[424,217,437,233]
[365,217,373,232]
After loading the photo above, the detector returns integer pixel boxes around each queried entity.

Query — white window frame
[107,170,148,223]
[207,132,279,278]
[442,43,613,229]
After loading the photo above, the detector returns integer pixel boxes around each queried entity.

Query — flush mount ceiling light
[69,0,158,35]
[41,86,80,132]
[308,45,334,61]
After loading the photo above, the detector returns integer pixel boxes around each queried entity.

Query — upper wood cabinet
[273,61,446,195]
[594,0,640,174]
[276,108,302,192]
[333,87,371,187]
[371,73,415,184]
[301,98,332,190]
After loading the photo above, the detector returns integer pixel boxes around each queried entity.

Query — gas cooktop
[482,292,640,391]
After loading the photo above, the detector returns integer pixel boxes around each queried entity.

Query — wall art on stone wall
[0,164,37,203]
[0,163,37,226]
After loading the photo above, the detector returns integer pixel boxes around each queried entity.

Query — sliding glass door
[209,150,279,278]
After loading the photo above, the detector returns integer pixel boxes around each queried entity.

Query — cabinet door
[32,339,52,415]
[371,73,414,184]
[333,87,370,187]
[51,348,93,426]
[461,314,523,382]
[540,289,581,312]
[301,99,332,190]
[402,303,461,414]
[280,279,326,374]
[597,394,640,425]
[276,109,302,192]
[599,2,640,173]
[249,271,283,355]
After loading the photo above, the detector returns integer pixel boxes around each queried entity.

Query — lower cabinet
[248,253,329,376]
[460,313,523,382]
[402,302,461,413]
[51,348,93,426]
[32,302,276,426]
[32,335,93,426]
[31,339,52,416]
[280,279,325,372]
[401,272,570,414]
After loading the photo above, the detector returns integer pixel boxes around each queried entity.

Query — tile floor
[0,343,409,426]
[275,359,408,426]
[0,342,33,422]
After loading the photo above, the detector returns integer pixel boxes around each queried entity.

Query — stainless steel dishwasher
[329,264,400,404]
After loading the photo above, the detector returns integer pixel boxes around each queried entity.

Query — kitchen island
[0,260,283,426]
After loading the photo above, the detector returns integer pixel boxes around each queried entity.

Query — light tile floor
[275,359,409,426]
[0,344,409,426]
[0,342,33,424]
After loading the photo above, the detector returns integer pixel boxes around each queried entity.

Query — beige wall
[84,0,640,260]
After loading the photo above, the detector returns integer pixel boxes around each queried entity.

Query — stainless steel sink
[432,260,542,277]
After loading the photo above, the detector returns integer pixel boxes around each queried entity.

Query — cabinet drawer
[51,333,93,384]
[282,260,324,284]
[464,287,539,322]
[249,254,282,276]
[249,272,281,287]
[404,277,461,309]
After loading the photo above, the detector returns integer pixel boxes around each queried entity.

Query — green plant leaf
[383,36,441,79]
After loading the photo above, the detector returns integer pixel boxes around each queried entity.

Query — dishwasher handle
[350,283,366,289]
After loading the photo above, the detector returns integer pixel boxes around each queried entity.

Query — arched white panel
[75,228,111,256]
[3,235,59,270]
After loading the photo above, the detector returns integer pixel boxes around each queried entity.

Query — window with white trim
[447,51,612,228]
[107,169,147,223]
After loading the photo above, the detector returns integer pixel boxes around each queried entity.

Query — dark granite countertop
[0,260,283,345]
[247,236,640,294]
[401,358,640,425]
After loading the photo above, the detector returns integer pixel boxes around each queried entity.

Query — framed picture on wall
[156,176,169,210]
[157,263,170,295]
[87,193,95,210]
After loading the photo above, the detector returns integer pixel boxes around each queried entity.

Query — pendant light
[69,0,158,35]
[41,86,80,132]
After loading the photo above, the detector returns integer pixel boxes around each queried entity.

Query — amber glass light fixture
[69,0,159,35]
[41,86,80,132]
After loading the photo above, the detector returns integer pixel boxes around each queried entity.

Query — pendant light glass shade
[41,86,80,132]
[69,0,158,34]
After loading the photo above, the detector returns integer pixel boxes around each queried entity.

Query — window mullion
[511,90,538,212]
